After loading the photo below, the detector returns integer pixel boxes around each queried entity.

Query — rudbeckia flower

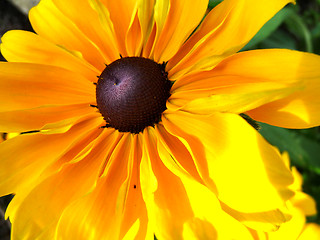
[250,152,319,240]
[1,0,320,239]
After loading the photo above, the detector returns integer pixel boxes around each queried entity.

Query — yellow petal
[152,0,208,62]
[291,192,317,217]
[0,104,96,132]
[56,133,149,240]
[208,49,320,128]
[100,0,137,56]
[247,228,268,240]
[221,202,291,232]
[122,219,143,240]
[0,30,98,80]
[136,0,156,49]
[140,127,254,239]
[141,0,168,58]
[290,167,317,216]
[140,127,193,240]
[169,0,294,79]
[156,125,290,232]
[43,123,104,175]
[0,62,95,112]
[283,166,317,216]
[182,218,218,240]
[175,82,299,115]
[206,49,320,129]
[172,48,320,128]
[266,204,306,240]
[298,223,320,240]
[8,128,119,240]
[116,135,149,240]
[282,154,317,216]
[125,12,143,56]
[169,50,308,114]
[124,0,157,56]
[0,115,102,199]
[155,124,204,184]
[162,111,294,215]
[52,0,119,63]
[29,0,106,70]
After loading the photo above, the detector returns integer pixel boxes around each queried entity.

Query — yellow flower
[249,152,319,239]
[0,0,320,239]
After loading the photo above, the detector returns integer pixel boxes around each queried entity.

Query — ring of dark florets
[95,57,172,134]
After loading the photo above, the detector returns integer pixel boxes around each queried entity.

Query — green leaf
[258,29,297,50]
[242,7,295,51]
[311,23,320,38]
[208,0,223,9]
[284,11,313,52]
[259,123,320,174]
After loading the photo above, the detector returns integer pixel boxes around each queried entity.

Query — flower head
[1,0,320,239]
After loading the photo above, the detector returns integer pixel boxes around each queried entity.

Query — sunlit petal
[169,0,294,79]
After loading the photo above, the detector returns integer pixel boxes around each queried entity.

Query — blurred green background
[0,0,320,238]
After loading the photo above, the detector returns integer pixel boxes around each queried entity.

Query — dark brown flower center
[96,57,172,134]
